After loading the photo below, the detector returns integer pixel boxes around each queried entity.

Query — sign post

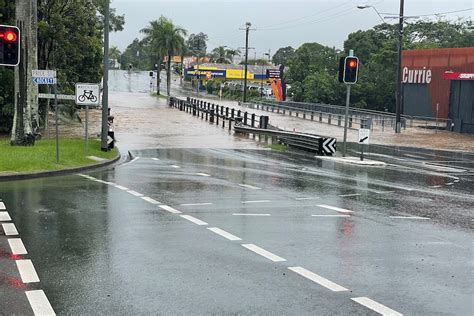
[358,128,370,161]
[32,70,58,162]
[75,83,101,152]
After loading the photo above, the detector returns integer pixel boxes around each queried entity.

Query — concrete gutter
[0,151,122,182]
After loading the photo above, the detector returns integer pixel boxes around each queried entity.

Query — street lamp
[357,4,385,24]
[260,52,270,98]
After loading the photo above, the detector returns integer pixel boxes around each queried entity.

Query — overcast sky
[109,0,473,58]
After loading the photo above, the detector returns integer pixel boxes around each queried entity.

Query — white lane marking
[158,205,182,214]
[127,190,144,197]
[232,213,271,216]
[317,204,353,214]
[180,203,213,207]
[207,227,242,241]
[180,215,208,226]
[0,201,6,210]
[429,185,442,188]
[113,184,129,191]
[16,260,40,283]
[130,157,140,163]
[351,297,403,316]
[242,200,271,204]
[196,173,211,177]
[170,165,181,169]
[295,197,319,201]
[2,223,19,235]
[241,244,286,262]
[375,191,395,194]
[339,194,361,197]
[390,216,430,220]
[446,182,455,186]
[288,266,348,292]
[0,211,12,221]
[25,290,56,316]
[453,179,460,183]
[8,238,28,255]
[238,184,261,190]
[141,196,161,204]
[312,214,351,218]
[152,158,160,161]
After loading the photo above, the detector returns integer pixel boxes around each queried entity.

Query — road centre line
[16,260,40,283]
[242,200,271,204]
[8,238,28,255]
[232,213,271,216]
[351,297,403,316]
[141,196,162,204]
[242,244,286,262]
[113,184,129,191]
[0,211,12,221]
[151,158,160,161]
[170,165,181,169]
[25,290,55,316]
[429,185,442,188]
[195,173,211,177]
[446,182,454,186]
[158,205,182,214]
[127,190,144,197]
[295,197,319,200]
[317,204,353,214]
[339,194,361,197]
[2,223,19,235]
[390,216,430,220]
[288,266,348,292]
[180,215,208,226]
[375,191,395,194]
[207,227,242,241]
[238,184,261,190]
[181,203,213,206]
[0,201,5,210]
[312,214,351,218]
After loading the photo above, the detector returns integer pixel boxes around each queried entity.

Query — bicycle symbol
[78,90,98,103]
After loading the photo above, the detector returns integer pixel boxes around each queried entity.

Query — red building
[402,47,474,133]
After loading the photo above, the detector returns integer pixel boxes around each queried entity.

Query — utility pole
[241,22,254,103]
[101,0,110,151]
[395,0,405,133]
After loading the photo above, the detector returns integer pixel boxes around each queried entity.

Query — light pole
[357,4,386,23]
[395,0,405,133]
[243,22,251,103]
[101,0,110,151]
[260,52,270,98]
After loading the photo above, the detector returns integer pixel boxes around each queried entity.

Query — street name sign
[75,83,100,106]
[38,93,75,100]
[32,70,57,84]
[358,128,370,145]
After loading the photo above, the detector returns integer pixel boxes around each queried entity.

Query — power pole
[240,22,254,103]
[101,0,110,151]
[395,0,405,133]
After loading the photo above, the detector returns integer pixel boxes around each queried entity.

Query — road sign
[75,83,100,106]
[39,93,75,100]
[322,138,337,155]
[32,70,57,85]
[358,128,370,145]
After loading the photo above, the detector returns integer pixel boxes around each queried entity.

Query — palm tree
[141,20,164,95]
[225,48,241,64]
[210,46,230,64]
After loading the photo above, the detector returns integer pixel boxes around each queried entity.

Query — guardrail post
[231,108,235,119]
[311,112,314,120]
[205,103,209,121]
[216,105,219,125]
[244,112,248,126]
[303,112,306,119]
[296,111,299,118]
[319,112,322,122]
[210,109,214,123]
[237,110,241,117]
[338,115,342,126]
[283,108,285,115]
[289,110,292,116]
[186,96,190,102]
[328,114,332,125]
[382,118,384,131]
[226,107,229,118]
[277,107,280,114]
[349,116,353,128]
[251,113,255,127]
[193,102,196,116]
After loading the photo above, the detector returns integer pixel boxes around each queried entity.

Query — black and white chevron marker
[322,138,337,155]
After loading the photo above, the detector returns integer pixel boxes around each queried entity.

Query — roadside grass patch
[267,143,288,152]
[0,138,118,173]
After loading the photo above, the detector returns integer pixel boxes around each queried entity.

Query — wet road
[1,71,473,315]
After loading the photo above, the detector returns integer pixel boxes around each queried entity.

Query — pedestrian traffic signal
[0,25,20,66]
[342,56,359,84]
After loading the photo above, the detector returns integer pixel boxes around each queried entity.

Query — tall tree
[225,48,240,64]
[186,32,208,57]
[210,46,230,63]
[272,46,295,66]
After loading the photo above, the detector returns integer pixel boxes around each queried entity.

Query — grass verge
[267,143,288,152]
[0,138,118,174]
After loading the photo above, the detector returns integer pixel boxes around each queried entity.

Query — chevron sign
[322,138,337,155]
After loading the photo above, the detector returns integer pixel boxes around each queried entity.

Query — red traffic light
[0,25,20,66]
[4,31,17,42]
[348,59,357,69]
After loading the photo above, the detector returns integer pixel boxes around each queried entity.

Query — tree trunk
[180,54,184,85]
[11,0,39,146]
[156,56,161,95]
[166,54,171,104]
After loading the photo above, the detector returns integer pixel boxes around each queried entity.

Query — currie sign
[402,67,432,84]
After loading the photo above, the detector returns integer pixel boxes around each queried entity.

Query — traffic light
[338,56,359,84]
[0,25,20,66]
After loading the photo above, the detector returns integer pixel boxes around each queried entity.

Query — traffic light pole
[101,0,110,151]
[342,84,351,157]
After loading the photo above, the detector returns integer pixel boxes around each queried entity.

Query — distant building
[402,47,474,133]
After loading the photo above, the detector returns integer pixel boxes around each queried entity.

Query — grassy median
[0,138,118,174]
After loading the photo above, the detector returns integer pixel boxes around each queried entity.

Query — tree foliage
[272,46,295,66]
[186,32,208,56]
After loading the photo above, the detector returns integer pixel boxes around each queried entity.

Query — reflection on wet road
[1,148,472,315]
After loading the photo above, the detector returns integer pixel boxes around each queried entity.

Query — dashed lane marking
[127,190,144,197]
[317,204,354,214]
[242,200,271,204]
[158,205,182,214]
[312,214,351,218]
[207,227,242,241]
[241,244,286,262]
[390,216,430,220]
[232,213,271,216]
[295,197,319,201]
[339,194,361,197]
[351,297,403,316]
[429,185,442,188]
[141,196,162,204]
[16,259,40,283]
[374,191,395,194]
[8,238,27,255]
[195,173,211,177]
[152,158,160,161]
[180,215,208,226]
[238,184,261,190]
[446,182,455,186]
[181,203,213,207]
[113,184,129,191]
[130,157,140,163]
[0,211,12,221]
[170,165,181,169]
[2,223,19,235]
[25,290,56,316]
[288,266,348,292]
[454,179,460,183]
[0,201,5,210]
